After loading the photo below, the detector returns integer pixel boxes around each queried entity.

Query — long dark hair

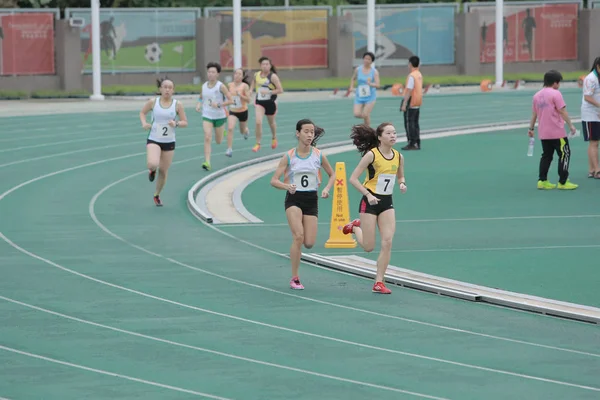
[296,118,325,147]
[259,56,277,74]
[236,68,250,85]
[350,122,393,156]
[591,57,600,72]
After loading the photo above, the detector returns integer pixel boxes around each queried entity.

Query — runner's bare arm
[174,101,188,128]
[140,99,154,129]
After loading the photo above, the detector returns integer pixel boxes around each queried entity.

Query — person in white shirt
[581,57,600,179]
[139,78,188,206]
[196,62,234,171]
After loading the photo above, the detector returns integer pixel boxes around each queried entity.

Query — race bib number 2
[375,174,395,195]
[294,172,317,190]
[157,123,174,140]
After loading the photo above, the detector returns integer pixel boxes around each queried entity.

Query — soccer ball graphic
[145,43,162,64]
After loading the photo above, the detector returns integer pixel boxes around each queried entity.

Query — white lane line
[0,344,233,399]
[0,295,448,399]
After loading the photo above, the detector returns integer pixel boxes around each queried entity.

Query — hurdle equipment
[324,162,357,249]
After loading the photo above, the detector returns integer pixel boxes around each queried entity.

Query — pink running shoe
[290,276,304,290]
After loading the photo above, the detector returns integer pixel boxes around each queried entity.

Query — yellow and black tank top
[254,71,277,102]
[363,147,400,196]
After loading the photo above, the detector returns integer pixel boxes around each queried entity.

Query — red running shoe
[342,219,361,235]
[372,281,392,294]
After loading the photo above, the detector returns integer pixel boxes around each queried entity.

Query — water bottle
[527,137,535,157]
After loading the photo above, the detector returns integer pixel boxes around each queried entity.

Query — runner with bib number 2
[271,119,335,290]
[343,122,406,294]
[139,77,188,207]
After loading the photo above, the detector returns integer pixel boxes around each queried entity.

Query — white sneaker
[225,148,233,157]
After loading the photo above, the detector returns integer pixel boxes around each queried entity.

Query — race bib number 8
[358,85,371,98]
[157,123,174,140]
[375,173,395,195]
[294,172,317,190]
[258,89,271,101]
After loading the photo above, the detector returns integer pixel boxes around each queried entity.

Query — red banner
[0,13,55,75]
[475,3,578,63]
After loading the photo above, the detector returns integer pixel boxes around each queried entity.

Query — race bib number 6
[375,173,395,195]
[294,172,317,190]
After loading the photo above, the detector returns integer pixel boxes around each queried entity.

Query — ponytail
[350,122,392,156]
[312,125,324,147]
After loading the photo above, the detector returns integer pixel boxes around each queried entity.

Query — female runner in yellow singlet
[342,122,407,294]
[250,56,283,152]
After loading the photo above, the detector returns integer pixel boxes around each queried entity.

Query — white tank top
[148,97,177,143]
[202,81,227,120]
[284,147,322,192]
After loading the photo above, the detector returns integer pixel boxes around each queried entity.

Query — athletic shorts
[147,139,175,151]
[203,117,227,128]
[229,110,248,122]
[285,191,318,217]
[582,121,600,142]
[358,191,393,216]
[255,99,277,116]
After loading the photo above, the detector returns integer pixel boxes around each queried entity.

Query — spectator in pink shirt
[529,70,578,190]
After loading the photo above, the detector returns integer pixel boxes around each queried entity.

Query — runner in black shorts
[250,56,283,152]
[226,68,251,157]
[270,119,334,290]
[139,78,188,206]
[343,122,407,294]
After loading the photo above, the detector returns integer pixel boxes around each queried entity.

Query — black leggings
[539,137,570,184]
[403,106,421,146]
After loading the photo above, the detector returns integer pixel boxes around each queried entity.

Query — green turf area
[0,70,589,100]
[238,127,600,309]
[80,40,196,73]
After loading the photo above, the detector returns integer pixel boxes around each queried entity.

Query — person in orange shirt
[401,56,423,150]
[226,68,252,157]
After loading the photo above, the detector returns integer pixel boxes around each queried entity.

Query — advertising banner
[206,7,330,70]
[468,2,579,63]
[66,8,199,73]
[0,12,55,76]
[338,5,457,66]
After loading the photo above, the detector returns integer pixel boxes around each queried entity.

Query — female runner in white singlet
[195,62,234,171]
[270,119,334,290]
[139,78,188,206]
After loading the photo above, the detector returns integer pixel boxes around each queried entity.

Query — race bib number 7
[293,171,317,191]
[375,173,395,195]
[157,123,174,139]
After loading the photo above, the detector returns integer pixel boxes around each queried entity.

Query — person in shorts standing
[581,57,600,179]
